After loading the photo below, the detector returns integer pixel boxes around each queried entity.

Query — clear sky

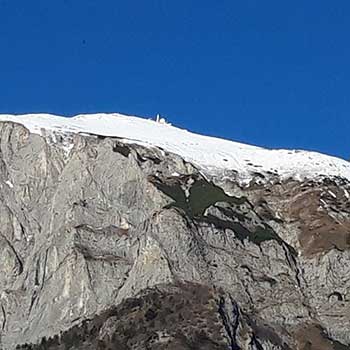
[0,1,349,159]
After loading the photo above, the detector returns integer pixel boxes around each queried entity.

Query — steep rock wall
[0,122,349,349]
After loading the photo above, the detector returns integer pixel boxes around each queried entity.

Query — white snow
[0,113,349,184]
[5,180,14,188]
[328,190,337,199]
[320,198,328,206]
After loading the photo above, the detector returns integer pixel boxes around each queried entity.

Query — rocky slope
[0,115,349,349]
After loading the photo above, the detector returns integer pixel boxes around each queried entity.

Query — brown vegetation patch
[294,323,349,350]
[16,282,232,350]
[285,185,350,257]
[245,179,350,257]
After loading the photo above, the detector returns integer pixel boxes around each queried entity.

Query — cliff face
[0,119,349,349]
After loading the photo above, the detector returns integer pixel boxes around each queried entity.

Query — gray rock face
[0,121,350,349]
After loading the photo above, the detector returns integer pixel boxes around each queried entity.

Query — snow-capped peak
[0,113,349,184]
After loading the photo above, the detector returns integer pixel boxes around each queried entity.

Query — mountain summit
[0,113,349,184]
[0,114,349,349]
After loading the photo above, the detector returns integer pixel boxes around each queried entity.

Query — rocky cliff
[0,115,349,350]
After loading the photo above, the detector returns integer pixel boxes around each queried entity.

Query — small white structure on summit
[156,113,171,125]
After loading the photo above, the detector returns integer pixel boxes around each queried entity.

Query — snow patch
[328,190,337,199]
[5,180,14,188]
[320,199,327,206]
[45,130,75,157]
[0,113,349,184]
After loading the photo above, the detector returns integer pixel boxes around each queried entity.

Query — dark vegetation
[150,175,294,248]
[15,282,232,350]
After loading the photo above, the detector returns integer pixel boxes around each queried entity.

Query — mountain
[0,113,349,350]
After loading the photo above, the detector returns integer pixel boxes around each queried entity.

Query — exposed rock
[0,121,349,349]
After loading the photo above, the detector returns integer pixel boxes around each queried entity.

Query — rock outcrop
[0,120,349,349]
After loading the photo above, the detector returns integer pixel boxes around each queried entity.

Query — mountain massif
[0,114,349,350]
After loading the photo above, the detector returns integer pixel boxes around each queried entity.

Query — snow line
[0,113,349,183]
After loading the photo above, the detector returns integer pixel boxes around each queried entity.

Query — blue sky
[0,1,349,159]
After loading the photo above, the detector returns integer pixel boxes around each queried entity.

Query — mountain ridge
[0,113,349,186]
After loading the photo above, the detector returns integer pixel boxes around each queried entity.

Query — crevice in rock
[249,334,264,350]
[135,151,162,165]
[217,296,240,350]
[328,292,343,302]
[0,233,23,275]
[1,304,6,331]
[112,143,130,158]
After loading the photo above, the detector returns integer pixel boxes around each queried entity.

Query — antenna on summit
[155,113,171,125]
